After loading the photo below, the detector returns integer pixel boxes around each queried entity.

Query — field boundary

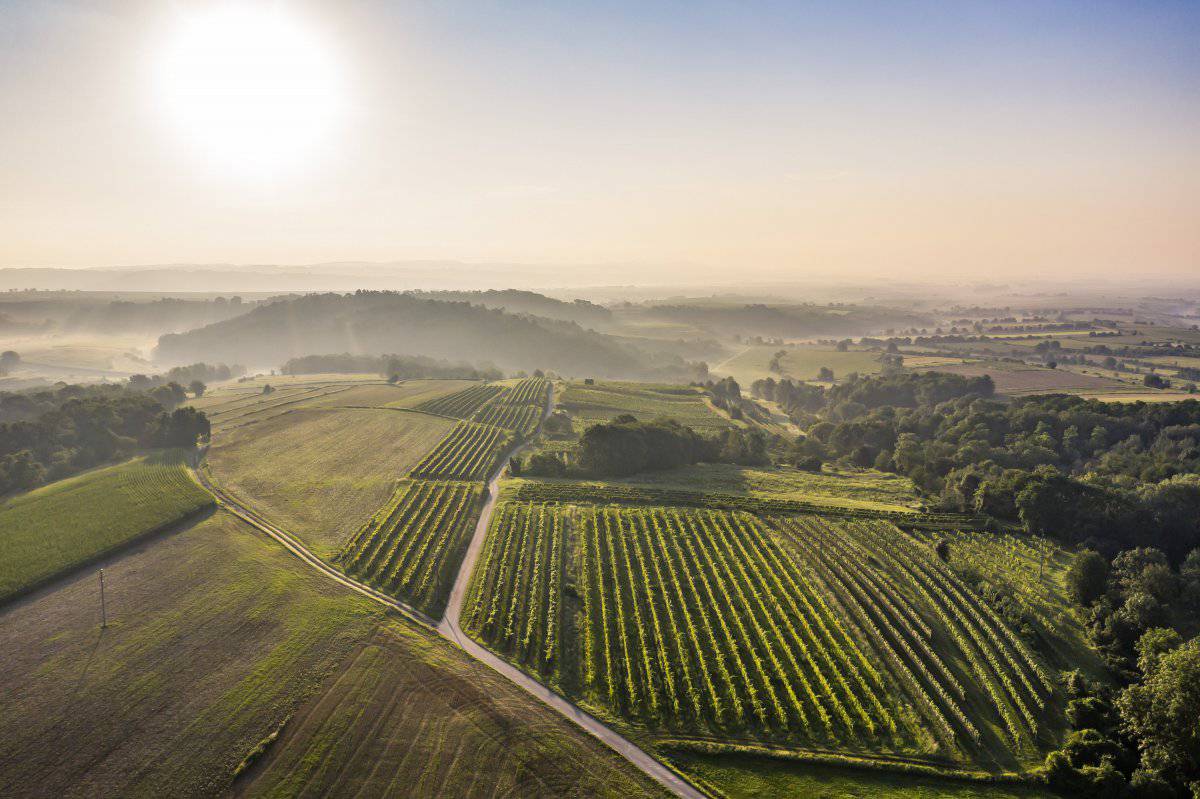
[658,739,1036,785]
[506,481,984,530]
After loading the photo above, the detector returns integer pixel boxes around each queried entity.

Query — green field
[714,346,884,385]
[671,752,1051,799]
[207,407,455,558]
[338,479,483,616]
[238,621,667,799]
[0,453,213,603]
[0,510,384,798]
[557,380,733,432]
[565,462,921,513]
[464,500,1066,773]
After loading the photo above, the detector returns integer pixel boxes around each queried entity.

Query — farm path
[194,390,705,799]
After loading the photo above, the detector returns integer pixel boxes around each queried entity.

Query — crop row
[339,479,482,615]
[409,422,512,481]
[465,502,908,746]
[770,515,1053,752]
[461,501,566,676]
[415,383,505,418]
[471,402,541,436]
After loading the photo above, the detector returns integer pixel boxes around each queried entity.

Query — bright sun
[154,4,342,178]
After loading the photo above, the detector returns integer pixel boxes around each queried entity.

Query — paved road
[194,391,706,799]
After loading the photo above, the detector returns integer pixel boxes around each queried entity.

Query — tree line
[524,415,768,478]
[0,383,210,495]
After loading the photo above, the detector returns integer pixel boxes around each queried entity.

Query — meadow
[556,380,733,432]
[0,453,212,603]
[464,500,1065,772]
[207,407,454,558]
[567,462,922,513]
[238,621,667,799]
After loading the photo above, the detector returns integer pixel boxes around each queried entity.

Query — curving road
[194,391,706,799]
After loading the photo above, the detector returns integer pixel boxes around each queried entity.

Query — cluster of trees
[527,415,768,478]
[0,384,210,494]
[1044,550,1200,797]
[127,363,243,404]
[768,372,1200,555]
[280,352,504,381]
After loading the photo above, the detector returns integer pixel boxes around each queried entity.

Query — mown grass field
[237,621,668,799]
[0,510,384,798]
[557,380,733,432]
[464,499,1070,773]
[0,453,212,604]
[207,407,455,558]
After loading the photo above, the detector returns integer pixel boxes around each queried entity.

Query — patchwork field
[237,621,667,799]
[919,361,1135,396]
[464,497,1070,779]
[0,511,384,799]
[0,453,212,603]
[207,407,454,557]
[714,346,884,385]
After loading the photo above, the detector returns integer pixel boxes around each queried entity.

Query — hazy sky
[1,0,1197,281]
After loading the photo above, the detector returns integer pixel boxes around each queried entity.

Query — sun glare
[154,4,342,178]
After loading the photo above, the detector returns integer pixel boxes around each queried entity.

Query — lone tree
[189,380,206,397]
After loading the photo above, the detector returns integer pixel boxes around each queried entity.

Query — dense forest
[156,291,704,380]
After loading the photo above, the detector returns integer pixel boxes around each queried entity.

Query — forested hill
[155,291,697,379]
[408,289,612,327]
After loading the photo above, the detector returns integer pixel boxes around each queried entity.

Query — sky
[0,0,1197,282]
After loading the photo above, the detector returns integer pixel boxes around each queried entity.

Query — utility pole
[99,569,107,628]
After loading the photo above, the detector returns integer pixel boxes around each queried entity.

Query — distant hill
[640,302,931,339]
[409,289,612,327]
[155,292,701,380]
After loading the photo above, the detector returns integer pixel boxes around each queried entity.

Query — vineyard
[338,479,483,615]
[337,377,551,615]
[414,383,505,418]
[469,377,550,435]
[409,422,512,481]
[463,500,1059,765]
